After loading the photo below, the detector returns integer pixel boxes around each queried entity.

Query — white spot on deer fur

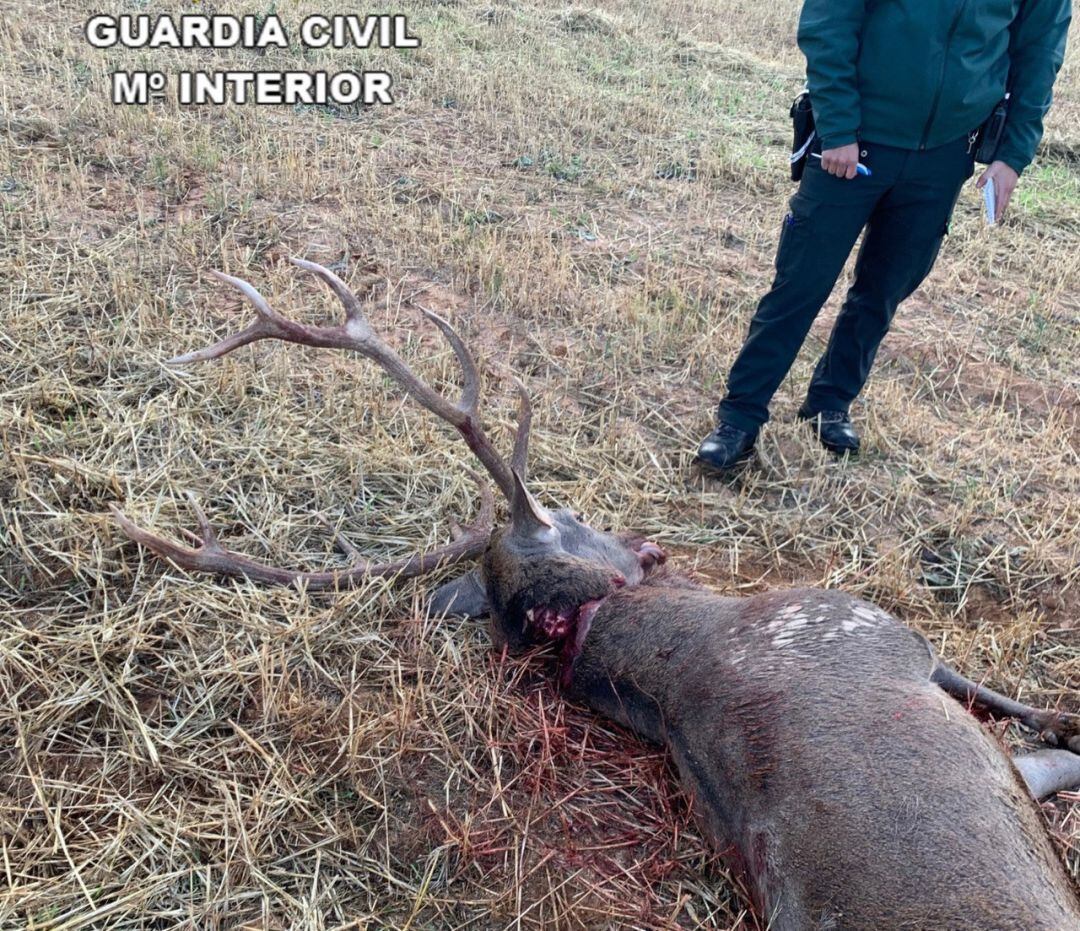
[772,621,814,648]
[765,608,833,650]
[852,605,881,623]
[765,605,802,630]
[841,618,874,634]
[831,603,889,636]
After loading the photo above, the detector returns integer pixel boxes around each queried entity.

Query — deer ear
[510,469,554,535]
[429,569,489,618]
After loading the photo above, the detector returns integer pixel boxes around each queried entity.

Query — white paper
[983,178,997,227]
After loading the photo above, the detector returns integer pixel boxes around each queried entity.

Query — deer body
[559,580,1080,929]
[116,261,1080,930]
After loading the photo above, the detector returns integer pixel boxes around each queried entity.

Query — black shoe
[695,422,757,473]
[798,407,860,454]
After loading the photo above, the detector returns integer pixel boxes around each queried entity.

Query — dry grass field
[2,0,1079,927]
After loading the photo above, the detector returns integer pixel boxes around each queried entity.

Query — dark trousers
[718,134,976,434]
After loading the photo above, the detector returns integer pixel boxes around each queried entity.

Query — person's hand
[976,161,1020,223]
[821,143,861,180]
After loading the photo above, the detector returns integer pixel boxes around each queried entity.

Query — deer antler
[110,482,494,591]
[171,259,518,497]
[113,259,530,589]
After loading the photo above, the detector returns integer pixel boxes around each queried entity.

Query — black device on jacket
[974,95,1009,164]
[789,90,816,181]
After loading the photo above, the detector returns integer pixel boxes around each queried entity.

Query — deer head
[113,260,665,662]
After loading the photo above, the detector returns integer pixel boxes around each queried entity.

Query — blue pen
[811,153,872,176]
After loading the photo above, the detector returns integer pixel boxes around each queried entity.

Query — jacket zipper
[920,0,970,149]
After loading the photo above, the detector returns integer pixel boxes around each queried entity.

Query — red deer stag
[114,260,1080,930]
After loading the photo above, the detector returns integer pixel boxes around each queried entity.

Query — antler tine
[289,259,480,418]
[286,258,514,498]
[288,257,368,328]
[168,272,291,365]
[510,377,533,482]
[111,474,495,591]
[418,307,481,416]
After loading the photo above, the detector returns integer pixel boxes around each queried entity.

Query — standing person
[696,0,1071,473]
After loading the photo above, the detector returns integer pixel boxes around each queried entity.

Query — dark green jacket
[798,0,1071,173]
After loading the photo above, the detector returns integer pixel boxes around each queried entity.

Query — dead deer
[114,260,1080,930]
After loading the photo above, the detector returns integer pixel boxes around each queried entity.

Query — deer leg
[1012,750,1080,801]
[931,663,1080,753]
